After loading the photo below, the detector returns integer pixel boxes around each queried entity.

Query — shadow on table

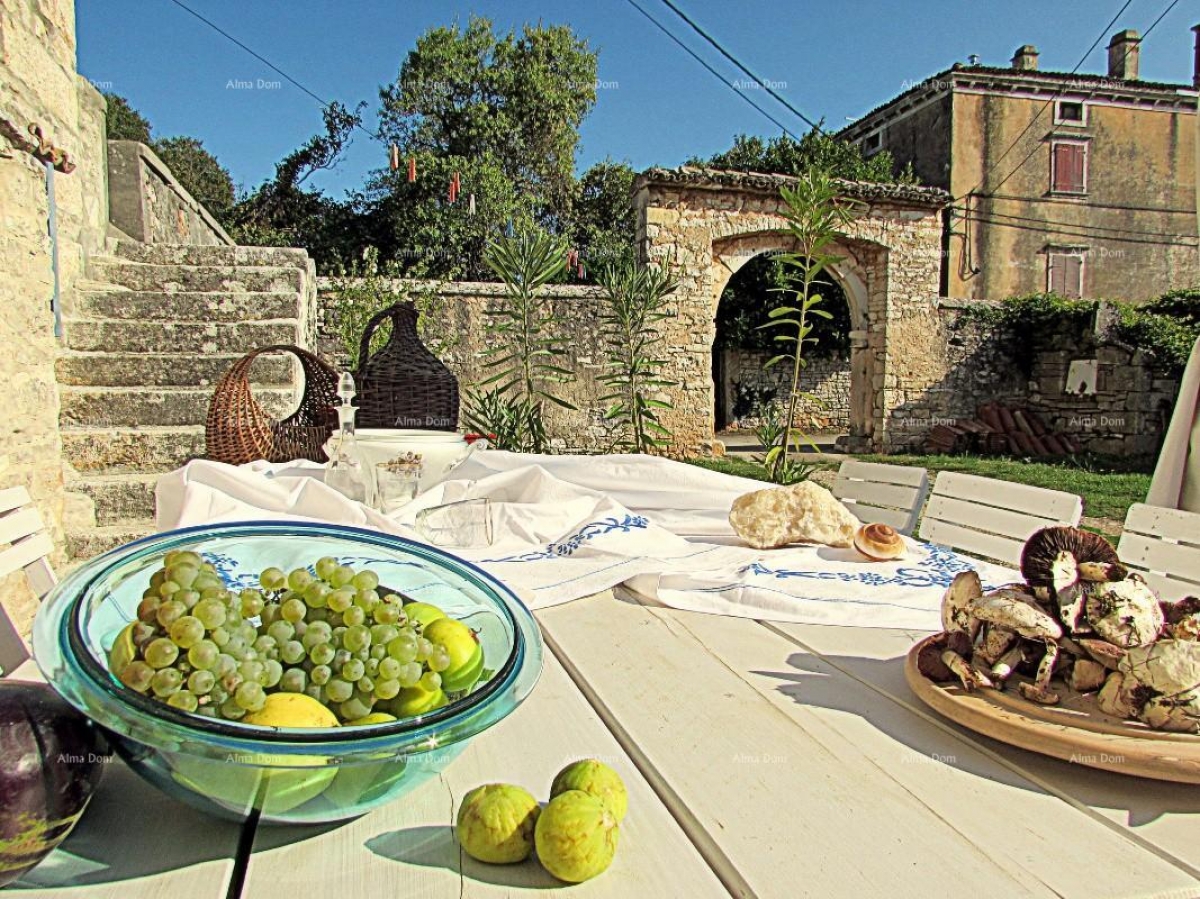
[761,649,1200,828]
[366,827,562,889]
[10,762,243,890]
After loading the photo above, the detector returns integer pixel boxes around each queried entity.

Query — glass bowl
[32,522,542,825]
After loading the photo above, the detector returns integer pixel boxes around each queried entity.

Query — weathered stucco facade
[632,168,951,452]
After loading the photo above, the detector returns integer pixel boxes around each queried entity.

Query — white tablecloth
[155,453,1017,630]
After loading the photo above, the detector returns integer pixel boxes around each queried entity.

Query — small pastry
[854,523,906,561]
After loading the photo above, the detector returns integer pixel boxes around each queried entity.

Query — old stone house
[839,27,1200,302]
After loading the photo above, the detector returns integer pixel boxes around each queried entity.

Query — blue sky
[77,1,1198,199]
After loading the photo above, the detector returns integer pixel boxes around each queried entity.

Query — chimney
[1011,45,1039,71]
[1192,24,1199,89]
[1107,29,1141,81]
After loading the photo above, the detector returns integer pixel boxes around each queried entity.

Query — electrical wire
[950,205,1199,241]
[655,0,823,133]
[623,0,799,139]
[164,0,385,146]
[961,214,1198,248]
[954,0,1136,201]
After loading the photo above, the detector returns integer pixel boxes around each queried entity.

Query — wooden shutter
[1048,253,1083,298]
[1052,143,1085,193]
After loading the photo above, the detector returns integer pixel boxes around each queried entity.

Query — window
[1047,251,1084,298]
[862,132,882,154]
[1054,100,1086,125]
[1050,141,1087,194]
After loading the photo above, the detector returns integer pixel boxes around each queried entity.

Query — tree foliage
[103,92,151,143]
[150,136,236,223]
[692,128,914,184]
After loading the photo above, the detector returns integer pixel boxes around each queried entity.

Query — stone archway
[631,167,950,453]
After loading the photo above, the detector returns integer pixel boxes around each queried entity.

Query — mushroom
[1163,597,1200,642]
[1084,575,1165,648]
[971,589,1064,705]
[1139,689,1200,734]
[1118,639,1200,695]
[941,570,983,641]
[1020,527,1125,590]
[1068,659,1108,693]
[1096,671,1145,719]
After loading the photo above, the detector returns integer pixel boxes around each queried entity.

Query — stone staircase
[58,239,316,559]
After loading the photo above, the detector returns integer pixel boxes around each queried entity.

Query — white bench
[831,460,929,535]
[0,486,57,675]
[1118,503,1200,601]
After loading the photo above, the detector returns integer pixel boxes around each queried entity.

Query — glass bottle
[325,372,368,504]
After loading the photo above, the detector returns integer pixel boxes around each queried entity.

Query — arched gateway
[632,168,950,454]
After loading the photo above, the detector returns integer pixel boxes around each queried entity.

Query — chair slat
[0,487,32,516]
[923,495,1054,544]
[837,459,928,488]
[932,471,1082,523]
[839,503,912,532]
[1130,570,1198,603]
[0,507,45,546]
[920,518,1027,568]
[1122,503,1200,546]
[833,478,921,510]
[0,533,55,583]
[1117,532,1200,583]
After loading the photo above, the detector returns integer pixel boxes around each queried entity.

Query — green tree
[570,160,637,273]
[152,136,236,223]
[693,128,914,184]
[103,92,152,143]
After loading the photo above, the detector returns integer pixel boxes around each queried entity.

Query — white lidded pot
[326,429,480,498]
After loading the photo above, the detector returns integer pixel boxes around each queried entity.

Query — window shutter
[1048,255,1065,294]
[1064,254,1082,298]
[1052,143,1085,193]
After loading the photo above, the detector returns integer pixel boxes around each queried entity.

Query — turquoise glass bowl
[33,522,543,825]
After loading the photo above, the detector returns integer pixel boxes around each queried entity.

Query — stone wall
[719,349,852,431]
[107,140,232,246]
[0,0,106,633]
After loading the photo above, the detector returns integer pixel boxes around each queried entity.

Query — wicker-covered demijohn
[355,302,459,431]
[205,344,339,465]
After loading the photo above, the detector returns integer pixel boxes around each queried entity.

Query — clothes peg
[407,157,416,182]
[468,193,476,215]
[389,145,399,171]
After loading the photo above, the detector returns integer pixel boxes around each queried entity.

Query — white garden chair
[0,486,57,676]
[831,460,929,535]
[1117,503,1200,602]
[918,471,1082,568]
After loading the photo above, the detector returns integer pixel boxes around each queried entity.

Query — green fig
[534,790,618,883]
[550,759,628,821]
[456,783,541,864]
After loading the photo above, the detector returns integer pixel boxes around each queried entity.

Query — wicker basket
[206,345,339,465]
[355,302,459,431]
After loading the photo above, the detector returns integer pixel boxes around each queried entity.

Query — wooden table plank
[771,621,1200,882]
[237,642,728,898]
[541,593,1158,899]
[7,661,241,899]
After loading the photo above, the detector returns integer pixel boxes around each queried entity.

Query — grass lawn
[690,453,1153,539]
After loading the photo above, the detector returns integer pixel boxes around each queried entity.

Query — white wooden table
[12,592,1200,898]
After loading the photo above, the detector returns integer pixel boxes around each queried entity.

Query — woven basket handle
[356,302,417,375]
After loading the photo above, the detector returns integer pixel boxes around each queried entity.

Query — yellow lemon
[242,693,339,729]
[346,712,398,726]
[404,602,447,628]
[107,622,139,676]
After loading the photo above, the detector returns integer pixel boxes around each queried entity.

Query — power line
[656,0,823,133]
[623,0,799,139]
[164,0,384,146]
[951,205,1198,241]
[955,0,1136,201]
[962,214,1198,248]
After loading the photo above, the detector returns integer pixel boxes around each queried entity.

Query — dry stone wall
[0,0,107,633]
[107,140,232,246]
[720,349,852,431]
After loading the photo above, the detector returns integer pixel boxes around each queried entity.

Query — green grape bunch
[109,551,483,726]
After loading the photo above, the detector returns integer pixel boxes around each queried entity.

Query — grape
[235,681,266,712]
[190,599,225,630]
[356,675,374,694]
[176,590,201,610]
[387,634,418,664]
[419,671,442,692]
[239,590,265,618]
[370,624,399,646]
[259,604,280,627]
[188,670,216,695]
[325,678,353,703]
[280,669,307,693]
[292,619,308,638]
[304,685,324,702]
[239,660,266,685]
[253,635,277,656]
[343,625,371,653]
[303,581,331,609]
[137,596,161,623]
[281,598,307,624]
[310,664,332,686]
[310,643,335,666]
[220,698,246,720]
[172,550,204,568]
[210,626,230,647]
[151,668,183,697]
[213,653,238,679]
[332,648,352,670]
[167,690,199,712]
[223,636,248,659]
[398,662,423,687]
[378,657,402,681]
[263,660,283,688]
[327,589,354,614]
[342,606,366,627]
[267,620,295,644]
[428,649,451,673]
[259,567,287,591]
[236,622,259,644]
[144,638,180,669]
[415,638,433,662]
[155,600,186,629]
[167,564,200,589]
[315,556,339,582]
[369,644,387,661]
[287,568,314,592]
[329,566,355,588]
[374,678,400,700]
[353,588,380,611]
[341,658,365,682]
[192,573,223,594]
[168,616,205,649]
[364,658,380,677]
[351,570,379,591]
[339,698,372,721]
[373,603,401,625]
[281,640,306,665]
[187,639,219,670]
[158,580,181,598]
[119,661,154,692]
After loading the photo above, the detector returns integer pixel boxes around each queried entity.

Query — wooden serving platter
[904,635,1200,783]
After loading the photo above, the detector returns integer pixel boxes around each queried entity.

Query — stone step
[61,426,207,473]
[70,474,158,526]
[67,521,156,561]
[63,318,299,354]
[112,241,311,269]
[88,259,305,294]
[56,352,293,388]
[60,386,296,428]
[69,289,301,322]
